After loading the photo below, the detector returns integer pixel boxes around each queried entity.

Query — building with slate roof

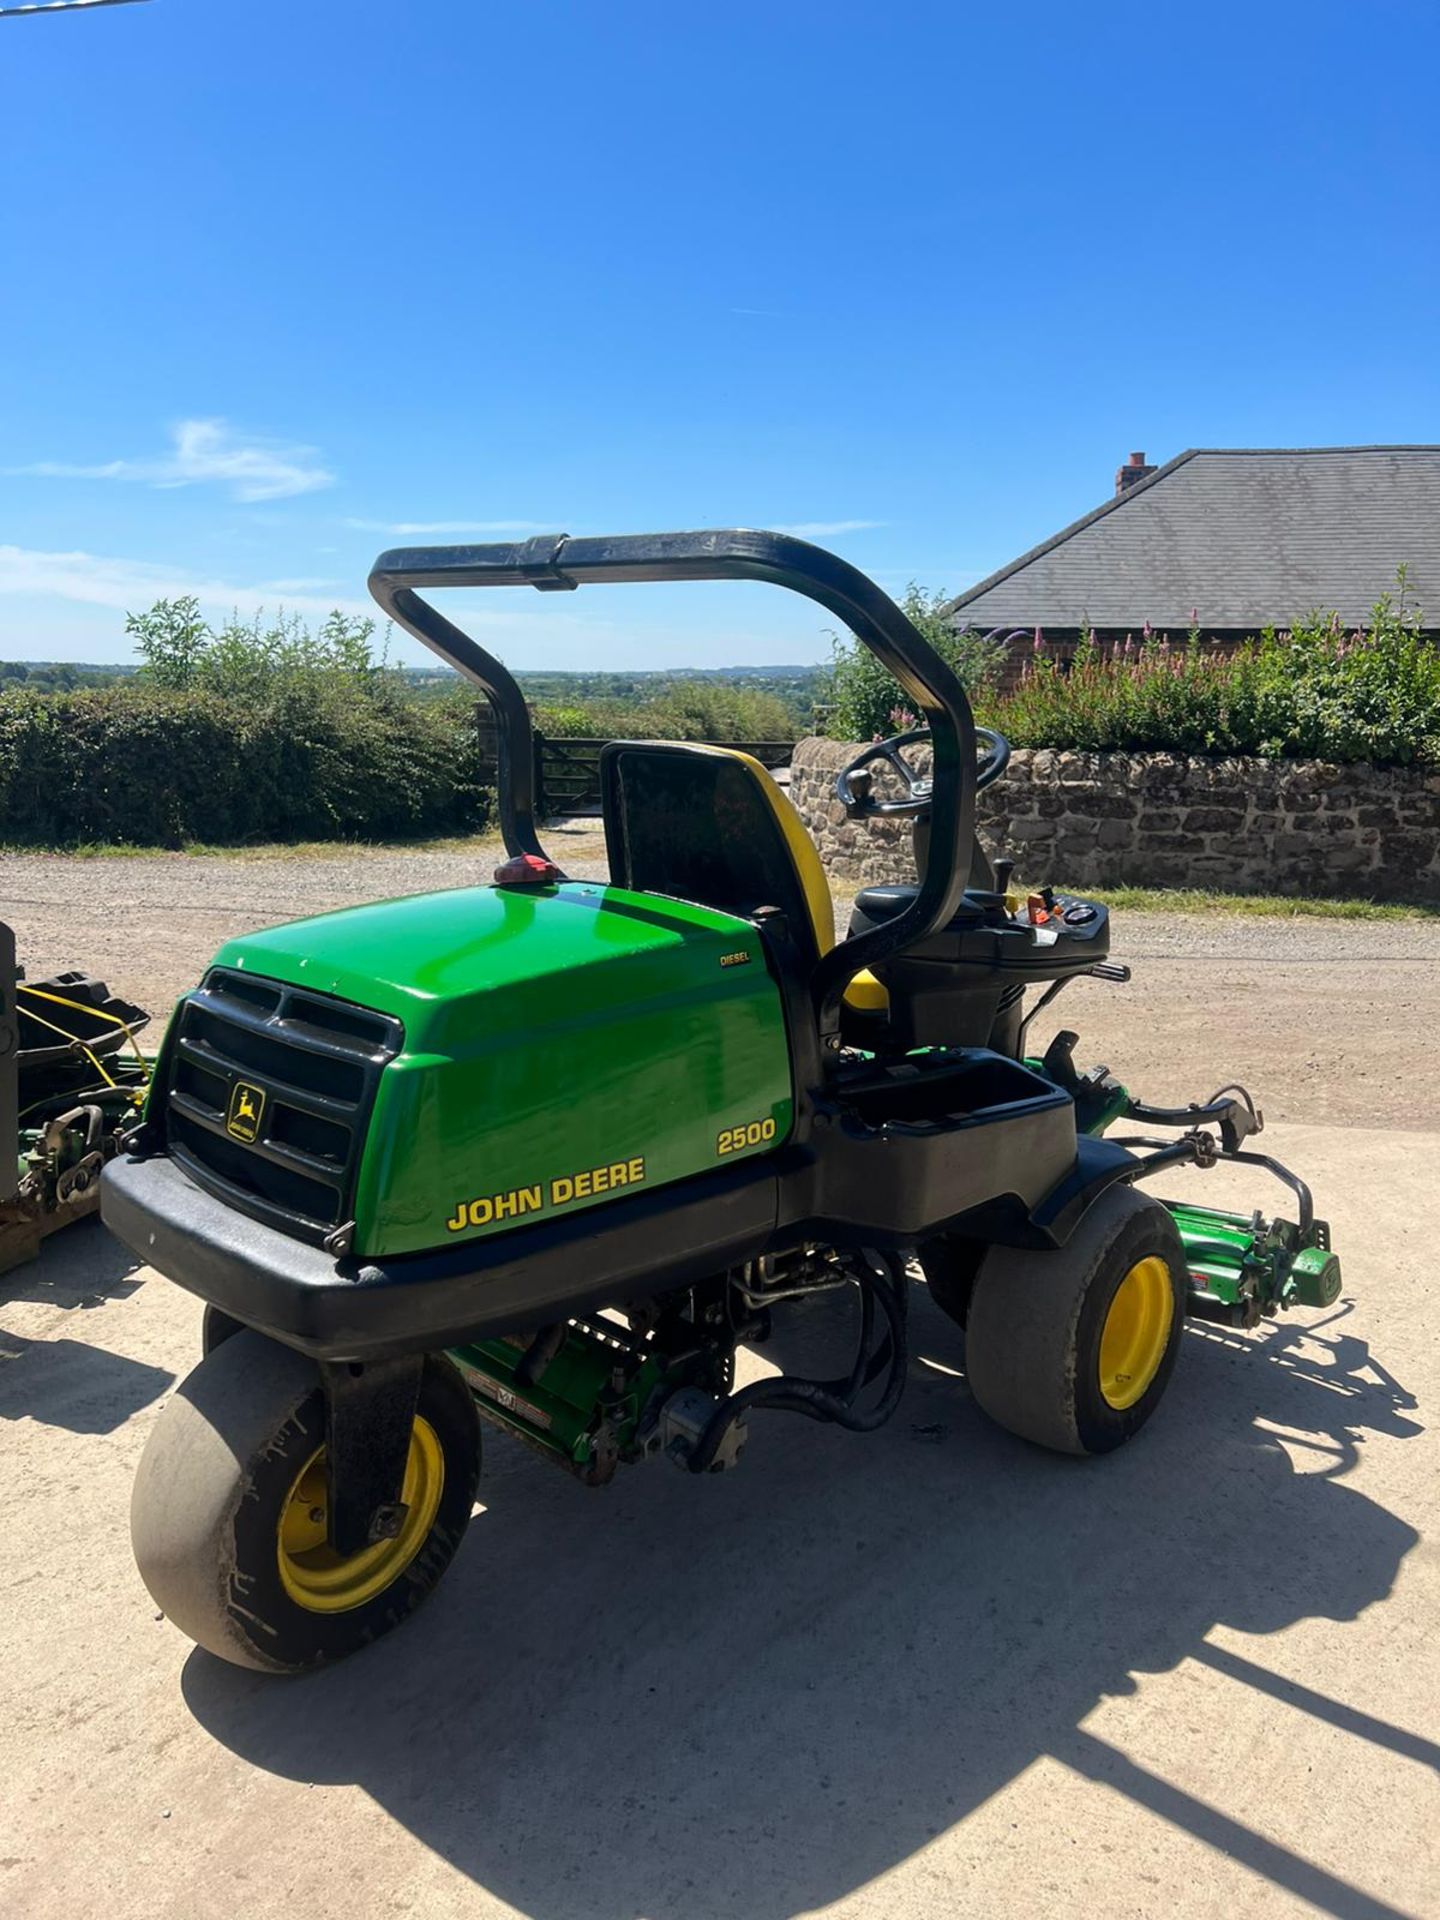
[945,446,1440,687]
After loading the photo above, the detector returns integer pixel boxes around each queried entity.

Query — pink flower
[1142,619,1153,641]
[1032,626,1044,654]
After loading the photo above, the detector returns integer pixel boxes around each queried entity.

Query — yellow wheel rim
[277,1418,444,1614]
[1098,1256,1174,1410]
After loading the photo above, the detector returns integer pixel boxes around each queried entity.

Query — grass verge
[1076,885,1439,921]
[1,832,509,861]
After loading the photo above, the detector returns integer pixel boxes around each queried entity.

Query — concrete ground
[3,841,1438,1916]
[4,1129,1436,1919]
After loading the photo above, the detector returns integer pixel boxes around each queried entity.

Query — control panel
[940,883,1113,982]
[847,880,1113,982]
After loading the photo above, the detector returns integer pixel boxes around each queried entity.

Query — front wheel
[963,1186,1186,1455]
[131,1332,481,1673]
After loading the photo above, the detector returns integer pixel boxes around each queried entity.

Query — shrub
[826,585,1007,740]
[989,577,1439,766]
[635,679,796,741]
[825,571,1437,767]
[126,597,387,700]
[531,704,600,738]
[0,673,491,847]
[2,593,803,848]
[0,596,496,847]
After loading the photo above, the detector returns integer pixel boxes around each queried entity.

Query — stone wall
[790,736,1440,902]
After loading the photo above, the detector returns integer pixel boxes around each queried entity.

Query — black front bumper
[102,1151,781,1361]
[102,1113,1162,1362]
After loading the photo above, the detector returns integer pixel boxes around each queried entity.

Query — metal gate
[532,736,792,816]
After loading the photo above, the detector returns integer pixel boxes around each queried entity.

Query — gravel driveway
[5,825,1439,1129]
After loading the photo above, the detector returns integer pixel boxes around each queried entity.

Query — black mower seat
[602,742,833,961]
[600,741,887,1011]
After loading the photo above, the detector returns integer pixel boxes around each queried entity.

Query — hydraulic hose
[687,1256,908,1473]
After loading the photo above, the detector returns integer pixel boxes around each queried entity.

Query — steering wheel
[835,724,1011,818]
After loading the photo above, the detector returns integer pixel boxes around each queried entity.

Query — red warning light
[493,854,561,886]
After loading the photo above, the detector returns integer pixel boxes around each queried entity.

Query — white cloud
[344,517,555,536]
[0,544,371,620]
[0,544,612,649]
[770,519,884,537]
[9,418,334,502]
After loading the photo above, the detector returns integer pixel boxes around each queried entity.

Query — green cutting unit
[2,921,150,1274]
[103,531,1340,1674]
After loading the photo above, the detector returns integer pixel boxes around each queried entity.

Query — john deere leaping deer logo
[226,1080,266,1143]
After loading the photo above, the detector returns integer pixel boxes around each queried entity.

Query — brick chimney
[1115,450,1157,495]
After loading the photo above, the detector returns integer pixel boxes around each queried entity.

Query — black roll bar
[368,529,979,1034]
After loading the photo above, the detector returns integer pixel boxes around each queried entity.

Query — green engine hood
[213,881,755,1044]
[209,881,794,1257]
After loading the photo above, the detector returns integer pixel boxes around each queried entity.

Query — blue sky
[3,0,1437,669]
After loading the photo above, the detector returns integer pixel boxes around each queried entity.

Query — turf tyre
[131,1331,480,1673]
[964,1185,1186,1456]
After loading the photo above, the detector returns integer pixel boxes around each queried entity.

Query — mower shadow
[182,1291,1426,1920]
[0,1222,171,1433]
[0,1215,145,1311]
[0,1326,174,1433]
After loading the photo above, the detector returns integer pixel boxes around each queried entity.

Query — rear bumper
[101,1150,778,1362]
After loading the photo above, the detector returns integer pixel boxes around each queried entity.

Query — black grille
[162,968,403,1245]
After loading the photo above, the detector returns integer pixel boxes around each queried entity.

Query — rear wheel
[963,1186,1186,1455]
[131,1331,480,1673]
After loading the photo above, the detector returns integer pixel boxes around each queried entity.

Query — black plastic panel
[805,1051,1077,1239]
[160,969,402,1245]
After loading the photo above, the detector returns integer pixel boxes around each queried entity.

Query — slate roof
[945,447,1440,632]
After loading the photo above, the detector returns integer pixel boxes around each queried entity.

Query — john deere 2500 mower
[104,532,1340,1674]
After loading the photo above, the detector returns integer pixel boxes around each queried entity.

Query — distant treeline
[322,663,825,734]
[0,660,137,691]
[0,650,827,729]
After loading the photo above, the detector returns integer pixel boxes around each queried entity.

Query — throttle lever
[1040,1029,1083,1092]
[843,768,873,817]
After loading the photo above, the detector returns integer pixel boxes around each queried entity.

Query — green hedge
[0,684,492,847]
[827,579,1439,768]
[994,599,1440,766]
[826,584,1005,740]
